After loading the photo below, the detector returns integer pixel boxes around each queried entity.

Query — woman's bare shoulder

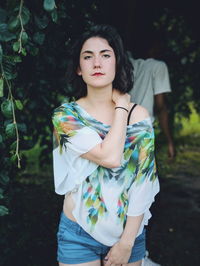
[128,103,150,125]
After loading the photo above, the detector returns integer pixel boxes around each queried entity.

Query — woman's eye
[84,55,92,60]
[103,54,111,58]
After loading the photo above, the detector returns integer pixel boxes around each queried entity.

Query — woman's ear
[77,66,82,76]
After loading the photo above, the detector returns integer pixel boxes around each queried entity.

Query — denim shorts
[57,212,146,264]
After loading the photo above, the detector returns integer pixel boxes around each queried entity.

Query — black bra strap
[127,103,137,125]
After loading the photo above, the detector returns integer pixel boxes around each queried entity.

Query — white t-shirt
[129,58,171,122]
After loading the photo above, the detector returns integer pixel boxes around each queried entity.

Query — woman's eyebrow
[81,49,112,55]
[81,50,93,55]
[100,49,112,53]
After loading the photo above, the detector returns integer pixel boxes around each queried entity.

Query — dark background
[0,1,200,265]
[97,1,200,58]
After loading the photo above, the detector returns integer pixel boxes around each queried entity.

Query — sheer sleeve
[52,104,102,195]
[127,124,160,217]
[52,104,102,156]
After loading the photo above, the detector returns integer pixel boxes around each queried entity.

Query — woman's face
[77,37,116,89]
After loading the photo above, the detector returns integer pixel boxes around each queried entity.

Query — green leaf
[21,31,28,44]
[34,15,49,29]
[13,41,20,52]
[4,119,12,127]
[0,134,3,143]
[0,23,16,42]
[0,188,4,199]
[5,123,16,138]
[11,154,17,162]
[0,8,7,23]
[15,99,23,110]
[0,22,7,32]
[51,9,58,23]
[10,140,17,150]
[0,43,3,63]
[21,47,27,56]
[0,32,16,42]
[0,172,9,185]
[0,78,3,97]
[1,99,13,118]
[17,123,27,133]
[12,55,22,63]
[2,56,17,80]
[4,71,17,81]
[0,205,9,216]
[29,46,39,56]
[8,17,20,31]
[21,7,30,25]
[33,32,45,45]
[43,0,56,12]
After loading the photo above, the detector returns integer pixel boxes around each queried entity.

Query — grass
[175,103,200,136]
[159,139,200,180]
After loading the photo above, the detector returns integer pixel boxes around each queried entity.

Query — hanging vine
[0,0,99,216]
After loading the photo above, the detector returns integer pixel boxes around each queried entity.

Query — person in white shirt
[128,53,175,159]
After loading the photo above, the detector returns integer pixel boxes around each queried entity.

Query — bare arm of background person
[155,93,175,158]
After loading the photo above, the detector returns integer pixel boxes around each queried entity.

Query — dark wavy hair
[66,24,134,99]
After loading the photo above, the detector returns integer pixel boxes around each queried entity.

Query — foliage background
[0,1,200,265]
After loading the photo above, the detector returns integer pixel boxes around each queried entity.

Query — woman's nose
[93,56,101,68]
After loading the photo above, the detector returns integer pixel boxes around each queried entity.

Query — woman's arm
[120,214,144,246]
[81,90,130,168]
[104,215,144,265]
[104,107,156,265]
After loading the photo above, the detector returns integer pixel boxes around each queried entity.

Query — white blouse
[52,102,160,246]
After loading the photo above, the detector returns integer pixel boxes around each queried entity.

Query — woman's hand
[112,89,130,110]
[104,240,132,266]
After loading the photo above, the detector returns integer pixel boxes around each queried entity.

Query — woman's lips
[92,73,105,76]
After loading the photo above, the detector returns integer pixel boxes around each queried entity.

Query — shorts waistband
[60,211,104,239]
[60,211,79,228]
[59,211,89,236]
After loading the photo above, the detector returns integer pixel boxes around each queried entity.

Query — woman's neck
[80,85,114,109]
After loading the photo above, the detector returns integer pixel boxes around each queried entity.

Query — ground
[147,138,200,266]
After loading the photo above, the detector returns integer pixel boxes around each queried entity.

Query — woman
[52,24,159,266]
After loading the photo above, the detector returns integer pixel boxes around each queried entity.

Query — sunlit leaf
[15,99,23,110]
[43,0,55,12]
